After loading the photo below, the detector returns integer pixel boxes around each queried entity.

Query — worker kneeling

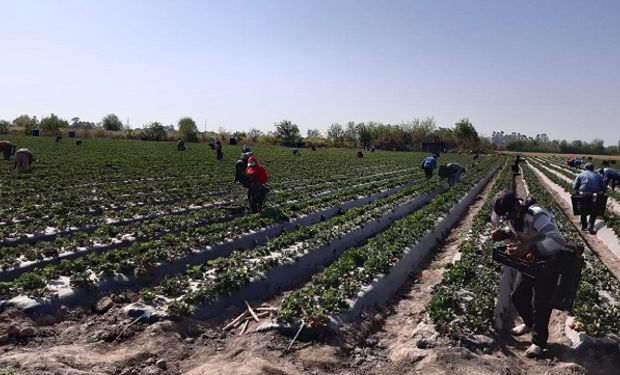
[14,148,35,172]
[490,191,569,358]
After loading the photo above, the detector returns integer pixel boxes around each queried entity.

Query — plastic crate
[492,245,551,278]
[571,194,592,215]
[571,194,607,216]
[493,244,584,312]
[551,249,584,311]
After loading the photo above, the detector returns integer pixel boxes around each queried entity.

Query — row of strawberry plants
[521,163,620,335]
[273,159,502,324]
[0,161,432,250]
[2,137,427,196]
[0,163,426,241]
[425,160,512,336]
[137,170,459,316]
[527,159,620,243]
[0,156,482,299]
[1,160,421,227]
[0,167,428,274]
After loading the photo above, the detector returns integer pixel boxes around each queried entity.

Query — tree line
[1,113,489,151]
[491,131,620,155]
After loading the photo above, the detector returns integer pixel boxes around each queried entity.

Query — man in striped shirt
[491,190,567,358]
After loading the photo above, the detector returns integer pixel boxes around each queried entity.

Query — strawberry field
[0,137,618,374]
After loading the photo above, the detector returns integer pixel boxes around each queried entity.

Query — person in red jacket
[245,156,269,212]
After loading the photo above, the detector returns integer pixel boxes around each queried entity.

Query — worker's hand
[506,242,529,258]
[491,229,510,241]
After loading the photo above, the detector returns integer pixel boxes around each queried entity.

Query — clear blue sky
[1,0,618,143]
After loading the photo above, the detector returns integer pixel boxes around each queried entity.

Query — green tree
[248,128,263,142]
[356,122,373,148]
[306,129,321,138]
[102,113,123,131]
[178,117,198,142]
[344,121,358,147]
[274,120,301,146]
[0,120,9,134]
[327,123,345,146]
[40,113,69,132]
[453,118,479,146]
[13,114,38,135]
[143,122,166,141]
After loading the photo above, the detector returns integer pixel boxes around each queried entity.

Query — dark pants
[248,184,268,213]
[511,268,558,347]
[2,149,10,161]
[578,192,598,230]
[448,172,461,187]
[580,214,597,230]
[216,151,223,160]
[423,167,433,179]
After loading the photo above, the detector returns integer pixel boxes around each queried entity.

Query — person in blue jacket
[599,160,618,191]
[573,163,607,234]
[421,153,438,180]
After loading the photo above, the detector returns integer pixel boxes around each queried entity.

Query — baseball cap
[584,163,594,171]
[492,190,518,222]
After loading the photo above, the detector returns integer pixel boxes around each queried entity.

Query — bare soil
[1,174,619,375]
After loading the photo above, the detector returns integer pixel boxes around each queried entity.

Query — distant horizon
[1,1,618,145]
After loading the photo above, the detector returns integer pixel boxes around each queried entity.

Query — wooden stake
[255,307,278,312]
[245,301,260,322]
[287,322,305,351]
[223,310,249,331]
[239,320,250,335]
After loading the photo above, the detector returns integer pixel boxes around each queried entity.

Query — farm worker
[574,158,583,169]
[357,150,364,158]
[214,140,223,160]
[599,160,618,191]
[242,144,251,153]
[177,139,185,151]
[573,163,607,234]
[445,163,466,187]
[0,140,16,161]
[14,148,35,172]
[566,158,575,169]
[234,152,253,188]
[490,190,568,358]
[421,153,438,180]
[511,155,524,175]
[75,139,82,146]
[245,155,269,213]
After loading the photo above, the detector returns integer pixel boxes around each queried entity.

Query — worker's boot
[525,344,543,358]
[510,323,531,336]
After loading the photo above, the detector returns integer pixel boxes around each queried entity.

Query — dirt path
[312,169,504,374]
